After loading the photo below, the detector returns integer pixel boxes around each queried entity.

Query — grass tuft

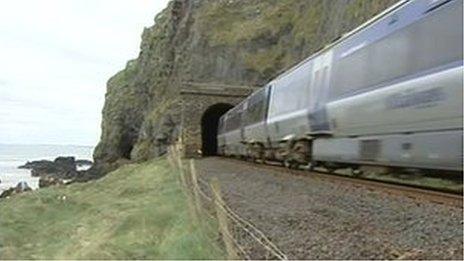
[0,159,223,260]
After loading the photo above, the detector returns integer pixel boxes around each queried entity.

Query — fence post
[176,151,188,190]
[167,146,174,168]
[171,146,199,226]
[210,178,239,260]
[189,160,203,220]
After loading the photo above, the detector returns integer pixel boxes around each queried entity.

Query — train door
[309,51,333,133]
[239,101,246,144]
[263,84,273,149]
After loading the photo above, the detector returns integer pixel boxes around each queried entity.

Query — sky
[0,0,170,146]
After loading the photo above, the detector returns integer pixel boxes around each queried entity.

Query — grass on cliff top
[0,159,223,260]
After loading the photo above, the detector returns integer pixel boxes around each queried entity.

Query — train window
[225,104,244,132]
[330,0,463,100]
[268,62,312,118]
[245,88,267,125]
[226,112,240,131]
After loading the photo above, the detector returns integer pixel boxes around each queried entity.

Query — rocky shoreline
[0,156,93,199]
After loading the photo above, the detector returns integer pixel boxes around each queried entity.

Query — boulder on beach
[76,159,93,166]
[17,156,95,186]
[54,156,76,168]
[39,176,64,188]
[1,181,32,199]
[76,159,93,171]
[19,156,79,179]
[0,187,14,199]
[15,181,32,193]
[18,160,53,170]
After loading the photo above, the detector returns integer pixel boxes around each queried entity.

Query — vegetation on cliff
[0,159,223,259]
[94,0,398,166]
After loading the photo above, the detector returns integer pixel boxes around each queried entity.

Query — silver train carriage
[218,0,463,172]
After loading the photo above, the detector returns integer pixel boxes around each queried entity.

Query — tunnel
[201,103,234,156]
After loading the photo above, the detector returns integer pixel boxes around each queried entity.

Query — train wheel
[283,159,298,169]
[255,143,266,164]
[283,159,294,169]
[352,167,363,177]
[307,161,315,172]
[324,164,336,173]
[283,160,290,168]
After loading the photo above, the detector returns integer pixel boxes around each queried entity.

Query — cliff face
[94,0,398,165]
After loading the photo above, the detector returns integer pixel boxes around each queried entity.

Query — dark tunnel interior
[201,103,234,156]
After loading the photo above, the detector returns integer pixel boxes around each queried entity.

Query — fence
[167,145,288,260]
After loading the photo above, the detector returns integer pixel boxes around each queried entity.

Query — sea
[0,144,94,193]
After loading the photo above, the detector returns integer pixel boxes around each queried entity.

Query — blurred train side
[218,0,463,172]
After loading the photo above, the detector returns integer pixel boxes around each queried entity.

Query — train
[217,0,463,173]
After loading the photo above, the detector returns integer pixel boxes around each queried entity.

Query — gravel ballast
[195,157,463,260]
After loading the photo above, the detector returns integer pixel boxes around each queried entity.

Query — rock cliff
[94,0,398,166]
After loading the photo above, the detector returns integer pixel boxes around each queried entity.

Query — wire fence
[167,145,288,260]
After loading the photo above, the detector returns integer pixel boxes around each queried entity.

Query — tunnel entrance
[201,103,234,156]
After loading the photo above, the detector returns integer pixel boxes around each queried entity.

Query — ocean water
[0,144,93,193]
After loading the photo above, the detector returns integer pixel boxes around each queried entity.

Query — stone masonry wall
[180,84,256,157]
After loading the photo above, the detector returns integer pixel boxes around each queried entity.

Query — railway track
[219,157,463,208]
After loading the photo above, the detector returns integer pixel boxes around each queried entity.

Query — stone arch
[179,83,258,157]
[201,103,234,156]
